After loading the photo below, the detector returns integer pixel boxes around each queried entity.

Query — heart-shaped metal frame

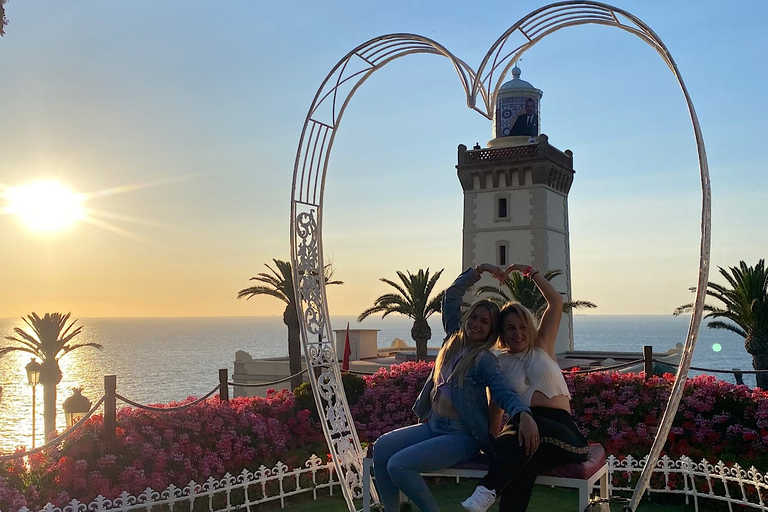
[289,2,711,510]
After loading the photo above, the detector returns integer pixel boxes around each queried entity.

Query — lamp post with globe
[63,388,91,429]
[24,358,42,447]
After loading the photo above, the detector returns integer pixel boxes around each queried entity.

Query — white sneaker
[461,485,496,512]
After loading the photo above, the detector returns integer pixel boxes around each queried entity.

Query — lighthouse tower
[457,66,576,353]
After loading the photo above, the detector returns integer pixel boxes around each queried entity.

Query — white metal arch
[290,3,711,511]
[289,34,479,512]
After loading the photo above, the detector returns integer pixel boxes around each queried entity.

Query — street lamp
[63,388,91,429]
[25,358,41,447]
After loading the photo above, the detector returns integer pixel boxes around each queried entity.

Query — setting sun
[4,181,85,232]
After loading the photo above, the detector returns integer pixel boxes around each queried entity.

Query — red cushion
[540,443,606,479]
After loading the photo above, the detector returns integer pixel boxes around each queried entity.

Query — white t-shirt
[496,347,570,406]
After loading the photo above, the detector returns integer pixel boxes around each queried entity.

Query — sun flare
[1,174,192,239]
[4,181,86,232]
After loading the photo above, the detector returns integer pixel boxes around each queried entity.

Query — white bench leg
[599,465,609,501]
[578,480,589,512]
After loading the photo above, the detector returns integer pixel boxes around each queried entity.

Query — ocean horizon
[0,314,754,453]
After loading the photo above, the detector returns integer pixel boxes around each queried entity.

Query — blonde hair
[496,301,538,353]
[434,300,500,387]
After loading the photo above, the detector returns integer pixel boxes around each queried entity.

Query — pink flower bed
[568,371,768,467]
[0,390,325,512]
[351,360,433,441]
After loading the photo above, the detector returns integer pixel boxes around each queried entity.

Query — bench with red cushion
[362,443,609,512]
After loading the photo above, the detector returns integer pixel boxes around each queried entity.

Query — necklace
[510,349,533,385]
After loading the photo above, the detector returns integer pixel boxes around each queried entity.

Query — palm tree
[1,313,102,438]
[674,260,768,389]
[358,269,444,361]
[476,269,597,319]
[238,259,342,390]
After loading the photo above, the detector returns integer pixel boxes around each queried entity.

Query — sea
[0,314,754,454]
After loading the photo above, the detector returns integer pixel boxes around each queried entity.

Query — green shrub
[293,372,367,420]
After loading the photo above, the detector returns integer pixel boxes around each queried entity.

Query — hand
[476,263,505,282]
[502,264,521,280]
[517,412,540,456]
[504,264,538,280]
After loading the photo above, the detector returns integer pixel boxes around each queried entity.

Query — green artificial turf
[278,478,726,512]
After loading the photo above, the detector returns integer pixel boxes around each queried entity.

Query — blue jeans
[373,413,480,512]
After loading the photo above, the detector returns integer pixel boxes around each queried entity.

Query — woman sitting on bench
[372,264,537,512]
[461,263,589,512]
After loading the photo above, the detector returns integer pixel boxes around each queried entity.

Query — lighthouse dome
[499,66,538,92]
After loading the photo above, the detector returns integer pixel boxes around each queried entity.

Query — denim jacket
[412,268,530,456]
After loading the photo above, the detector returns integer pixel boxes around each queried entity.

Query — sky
[0,1,766,318]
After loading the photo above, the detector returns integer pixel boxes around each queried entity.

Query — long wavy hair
[433,299,500,387]
[496,301,539,354]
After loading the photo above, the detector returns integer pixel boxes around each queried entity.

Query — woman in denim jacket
[373,264,538,512]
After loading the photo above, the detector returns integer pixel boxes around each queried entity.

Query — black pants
[479,407,589,512]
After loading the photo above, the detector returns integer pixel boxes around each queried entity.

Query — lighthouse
[457,66,576,353]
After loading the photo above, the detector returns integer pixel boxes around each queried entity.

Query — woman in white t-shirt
[461,263,589,512]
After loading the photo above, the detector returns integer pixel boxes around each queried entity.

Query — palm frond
[675,260,768,347]
[380,277,411,303]
[563,300,598,313]
[359,269,443,323]
[425,292,444,317]
[0,346,38,359]
[238,258,342,308]
[237,284,288,303]
[4,333,42,353]
[58,325,84,346]
[59,342,104,357]
[706,320,747,338]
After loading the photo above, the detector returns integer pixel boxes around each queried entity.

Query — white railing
[12,454,339,512]
[608,454,768,512]
[6,453,768,512]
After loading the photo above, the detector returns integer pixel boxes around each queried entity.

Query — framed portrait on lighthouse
[497,96,540,137]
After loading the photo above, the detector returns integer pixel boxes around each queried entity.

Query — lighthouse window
[494,192,511,222]
[499,244,507,266]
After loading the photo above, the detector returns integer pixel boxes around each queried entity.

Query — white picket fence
[608,454,768,512]
[6,453,768,512]
[12,454,339,512]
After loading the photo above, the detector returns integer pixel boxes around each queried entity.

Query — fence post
[733,368,744,386]
[643,345,653,380]
[104,375,116,444]
[219,369,229,401]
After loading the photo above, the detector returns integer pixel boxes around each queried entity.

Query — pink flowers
[0,391,325,512]
[569,371,768,467]
[351,361,433,441]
